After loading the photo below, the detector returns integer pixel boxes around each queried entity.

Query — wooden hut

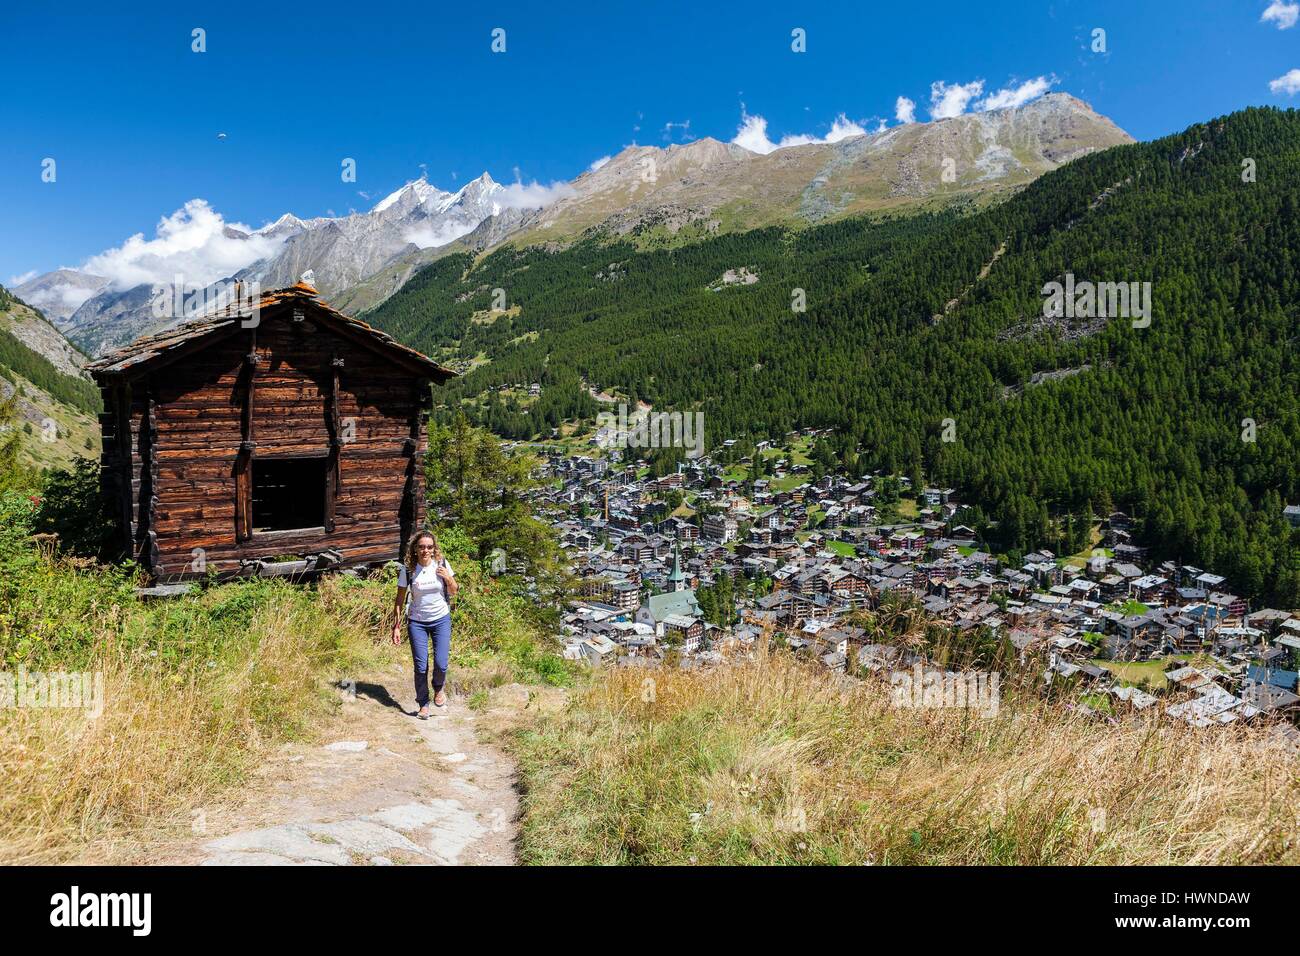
[86,282,453,580]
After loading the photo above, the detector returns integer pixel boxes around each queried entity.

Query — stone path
[158,661,521,866]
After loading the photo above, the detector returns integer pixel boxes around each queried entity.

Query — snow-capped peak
[254,212,306,235]
[372,178,445,213]
[434,172,500,212]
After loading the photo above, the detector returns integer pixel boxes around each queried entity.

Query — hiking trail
[154,657,549,866]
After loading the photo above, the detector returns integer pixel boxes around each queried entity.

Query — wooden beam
[234,330,259,542]
[398,384,422,562]
[89,319,247,384]
[324,355,343,533]
[144,383,161,576]
[114,383,134,556]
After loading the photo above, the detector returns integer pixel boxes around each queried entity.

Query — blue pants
[408,614,451,707]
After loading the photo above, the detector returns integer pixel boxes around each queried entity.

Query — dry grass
[0,576,387,864]
[513,648,1300,865]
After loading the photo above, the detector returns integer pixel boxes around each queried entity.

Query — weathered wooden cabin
[86,282,453,580]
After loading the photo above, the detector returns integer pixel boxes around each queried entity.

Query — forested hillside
[363,107,1300,605]
[0,286,100,416]
[0,286,102,471]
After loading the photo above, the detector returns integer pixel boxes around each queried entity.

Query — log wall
[117,309,431,579]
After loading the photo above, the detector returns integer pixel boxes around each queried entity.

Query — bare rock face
[57,174,522,355]
[0,295,89,376]
[519,93,1133,242]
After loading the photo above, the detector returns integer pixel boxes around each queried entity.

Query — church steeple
[667,541,686,592]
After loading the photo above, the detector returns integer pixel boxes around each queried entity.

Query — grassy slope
[0,372,100,470]
[510,652,1300,865]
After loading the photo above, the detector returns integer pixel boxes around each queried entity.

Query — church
[636,542,704,649]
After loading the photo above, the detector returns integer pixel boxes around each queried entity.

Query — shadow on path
[345,680,410,715]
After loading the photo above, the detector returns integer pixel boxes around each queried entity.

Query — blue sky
[3,0,1300,283]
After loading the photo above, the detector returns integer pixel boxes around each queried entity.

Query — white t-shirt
[399,558,455,622]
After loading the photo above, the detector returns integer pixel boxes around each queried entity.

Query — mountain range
[6,95,1298,605]
[15,93,1131,357]
[355,102,1300,605]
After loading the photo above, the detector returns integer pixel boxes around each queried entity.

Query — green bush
[33,457,117,560]
[0,489,138,668]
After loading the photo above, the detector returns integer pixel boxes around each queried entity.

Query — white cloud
[6,270,103,316]
[824,113,868,142]
[895,96,917,124]
[976,75,1055,111]
[662,119,692,141]
[1270,68,1300,94]
[731,109,867,155]
[402,221,481,250]
[82,199,286,292]
[1262,1,1299,29]
[53,286,99,313]
[28,286,97,315]
[496,179,575,209]
[402,177,574,249]
[733,111,778,153]
[929,80,985,119]
[589,155,612,172]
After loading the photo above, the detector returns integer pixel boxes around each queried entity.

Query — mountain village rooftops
[1111,685,1160,709]
[536,441,1294,734]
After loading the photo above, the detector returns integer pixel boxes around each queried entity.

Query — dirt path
[155,659,529,866]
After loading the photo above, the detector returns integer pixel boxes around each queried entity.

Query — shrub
[33,457,117,560]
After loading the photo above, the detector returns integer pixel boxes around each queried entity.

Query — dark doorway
[251,456,327,533]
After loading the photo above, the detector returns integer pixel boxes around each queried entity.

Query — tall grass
[0,573,387,864]
[512,647,1300,865]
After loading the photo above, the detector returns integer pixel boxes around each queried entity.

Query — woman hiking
[392,530,458,718]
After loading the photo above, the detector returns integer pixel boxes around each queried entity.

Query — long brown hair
[406,530,441,571]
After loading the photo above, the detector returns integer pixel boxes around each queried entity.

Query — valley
[6,97,1298,609]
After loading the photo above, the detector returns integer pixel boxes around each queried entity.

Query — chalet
[87,283,453,579]
[662,613,705,652]
[609,580,642,613]
[1110,685,1159,711]
[1129,574,1169,603]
